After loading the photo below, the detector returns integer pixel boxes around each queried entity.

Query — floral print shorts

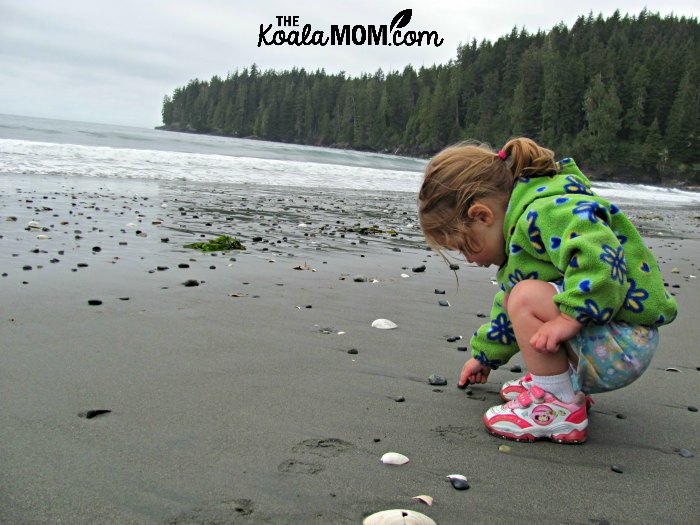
[568,322,658,394]
[548,281,659,394]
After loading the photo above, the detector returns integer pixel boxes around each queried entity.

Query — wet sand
[1,174,699,524]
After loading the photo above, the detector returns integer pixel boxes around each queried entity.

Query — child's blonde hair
[418,137,557,254]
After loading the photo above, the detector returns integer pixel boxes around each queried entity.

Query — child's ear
[467,203,494,224]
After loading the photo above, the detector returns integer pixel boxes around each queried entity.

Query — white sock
[530,370,576,403]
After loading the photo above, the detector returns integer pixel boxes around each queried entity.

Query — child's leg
[506,280,575,401]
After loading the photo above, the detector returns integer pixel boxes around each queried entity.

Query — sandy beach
[1,173,698,525]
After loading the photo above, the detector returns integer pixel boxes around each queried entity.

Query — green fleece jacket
[470,158,678,369]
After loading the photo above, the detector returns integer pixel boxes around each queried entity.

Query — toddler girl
[418,138,677,443]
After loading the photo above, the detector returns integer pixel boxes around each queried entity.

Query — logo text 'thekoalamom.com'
[258,9,444,48]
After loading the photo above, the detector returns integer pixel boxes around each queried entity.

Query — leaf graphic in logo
[390,9,412,31]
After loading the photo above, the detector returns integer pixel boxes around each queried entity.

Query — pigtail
[500,137,558,179]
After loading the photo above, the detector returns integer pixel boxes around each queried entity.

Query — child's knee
[507,280,557,316]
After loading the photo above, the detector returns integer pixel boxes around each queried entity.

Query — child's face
[443,198,507,268]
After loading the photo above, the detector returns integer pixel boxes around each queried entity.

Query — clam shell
[447,473,470,490]
[372,319,397,330]
[380,452,409,465]
[363,509,436,525]
[412,495,434,506]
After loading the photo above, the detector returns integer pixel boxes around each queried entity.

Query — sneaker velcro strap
[530,385,545,401]
[516,391,532,407]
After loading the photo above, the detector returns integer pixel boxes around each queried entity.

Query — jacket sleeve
[469,290,519,368]
[513,196,628,324]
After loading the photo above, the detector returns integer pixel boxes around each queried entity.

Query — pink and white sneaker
[499,373,534,401]
[484,385,588,444]
[500,373,595,411]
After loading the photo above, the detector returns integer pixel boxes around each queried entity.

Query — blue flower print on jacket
[563,176,594,195]
[574,299,614,324]
[600,244,627,284]
[526,211,545,254]
[508,268,538,287]
[573,201,608,224]
[487,313,515,345]
[623,278,649,313]
[474,350,503,369]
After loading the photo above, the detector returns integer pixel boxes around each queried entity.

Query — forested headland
[160,10,700,185]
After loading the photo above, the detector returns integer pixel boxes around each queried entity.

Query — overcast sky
[1,1,697,129]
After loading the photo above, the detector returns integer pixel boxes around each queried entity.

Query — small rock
[671,267,680,273]
[353,275,368,282]
[412,265,426,273]
[438,300,450,307]
[498,445,511,453]
[434,289,445,294]
[611,465,623,474]
[688,406,698,412]
[88,299,102,306]
[616,413,626,419]
[347,349,358,355]
[476,311,487,318]
[446,335,462,342]
[79,409,111,419]
[678,448,694,458]
[22,265,32,271]
[178,263,190,269]
[92,246,101,252]
[428,374,447,386]
[509,365,522,373]
[183,279,200,287]
[394,396,405,403]
[457,346,468,352]
[449,263,459,270]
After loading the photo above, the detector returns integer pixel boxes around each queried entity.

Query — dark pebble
[611,465,623,474]
[157,266,168,271]
[476,312,487,318]
[22,265,32,271]
[373,438,381,443]
[252,236,263,242]
[449,263,459,270]
[178,263,190,269]
[394,396,405,402]
[446,335,462,342]
[510,365,522,373]
[50,258,60,264]
[448,477,470,490]
[434,289,446,294]
[412,265,426,273]
[209,265,216,270]
[438,300,450,307]
[88,299,102,306]
[616,413,626,419]
[92,246,101,252]
[428,374,447,386]
[161,238,169,243]
[678,448,694,458]
[119,297,130,301]
[457,346,468,352]
[183,279,200,287]
[79,409,112,419]
[688,406,698,412]
[305,305,312,309]
[347,349,358,355]
[77,263,88,268]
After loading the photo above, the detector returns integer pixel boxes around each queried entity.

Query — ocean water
[1,113,699,208]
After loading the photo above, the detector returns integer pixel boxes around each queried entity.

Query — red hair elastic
[497,150,507,160]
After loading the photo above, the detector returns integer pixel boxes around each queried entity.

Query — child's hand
[458,357,491,388]
[530,313,583,353]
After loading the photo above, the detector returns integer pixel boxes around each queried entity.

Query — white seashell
[665,367,681,373]
[36,234,49,240]
[412,495,433,506]
[363,509,436,525]
[126,223,137,228]
[27,221,41,229]
[372,319,397,330]
[381,452,409,465]
[337,331,345,335]
[400,273,409,278]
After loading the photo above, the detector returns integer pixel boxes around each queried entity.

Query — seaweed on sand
[184,235,246,252]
